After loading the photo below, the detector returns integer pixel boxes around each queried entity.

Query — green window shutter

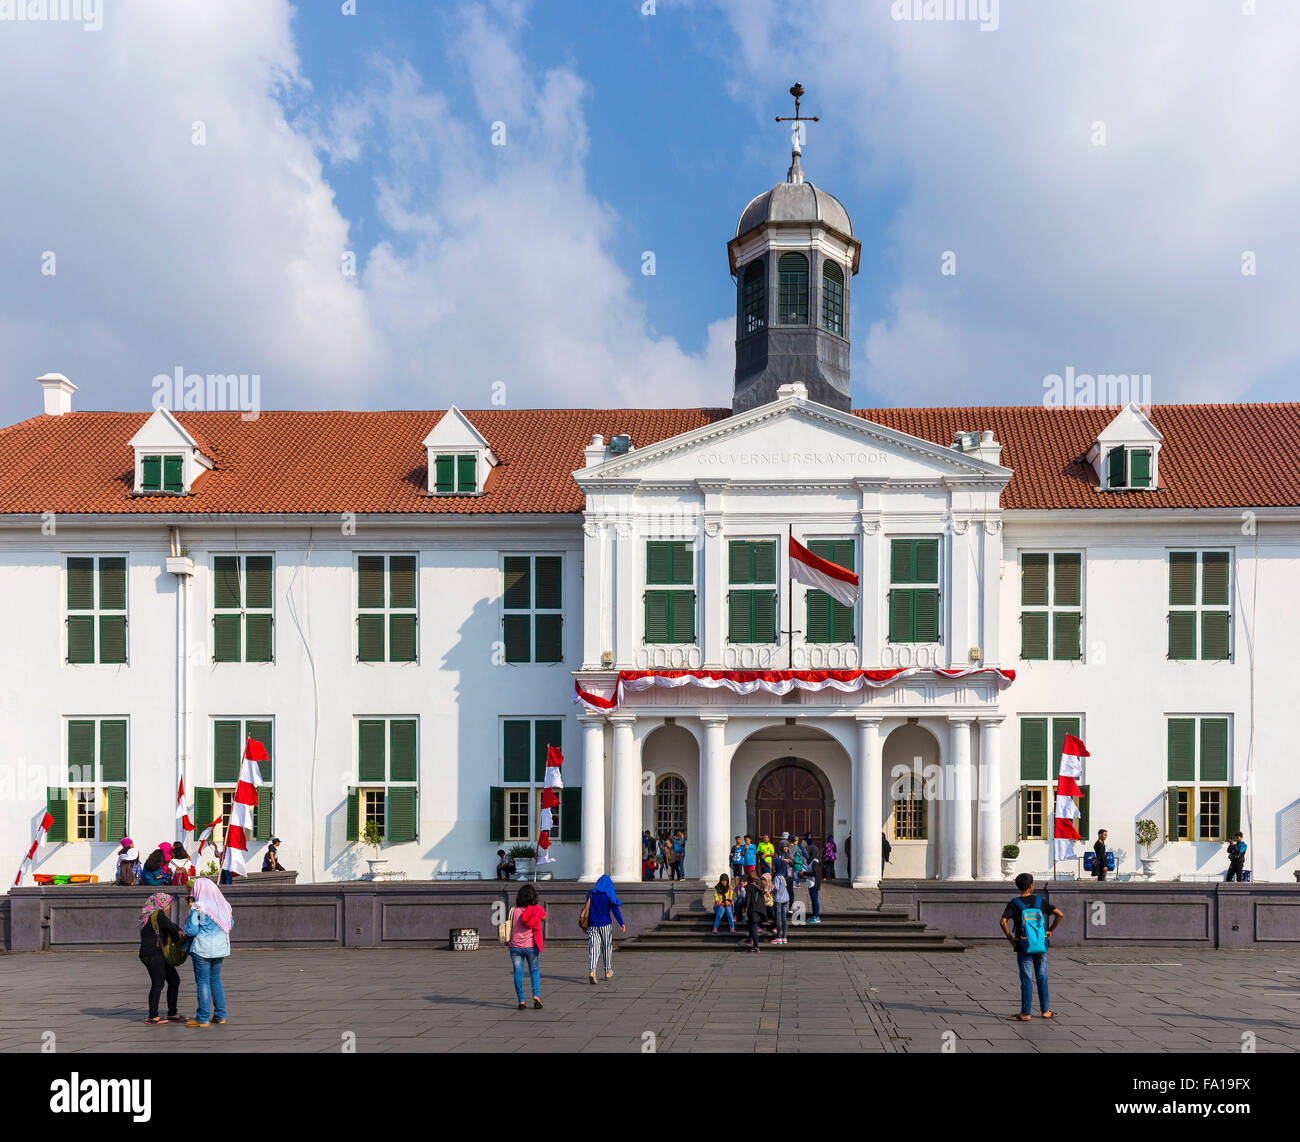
[729,541,753,584]
[1017,787,1027,841]
[254,788,274,841]
[98,557,126,611]
[914,589,940,642]
[1130,449,1151,488]
[753,541,777,583]
[456,454,476,493]
[645,590,669,643]
[358,720,386,783]
[915,539,939,583]
[669,541,694,585]
[387,787,416,843]
[1053,553,1081,607]
[435,454,454,493]
[1168,611,1197,660]
[489,787,504,843]
[534,720,561,782]
[1051,718,1080,779]
[46,788,67,843]
[503,556,531,609]
[829,596,853,643]
[246,721,272,783]
[214,555,242,609]
[808,541,853,643]
[195,787,214,833]
[562,786,581,842]
[1199,719,1228,782]
[1019,616,1050,660]
[1169,552,1197,605]
[1201,552,1229,606]
[213,614,241,663]
[1020,554,1048,606]
[1019,718,1048,782]
[244,556,273,609]
[245,614,273,663]
[504,614,531,662]
[670,590,696,643]
[888,589,914,642]
[1201,612,1229,660]
[100,720,128,783]
[389,613,417,662]
[891,539,916,584]
[68,720,95,783]
[1167,719,1196,781]
[388,556,417,609]
[1078,784,1090,842]
[163,455,184,493]
[141,455,161,492]
[1225,787,1242,838]
[67,617,95,664]
[99,616,127,664]
[503,721,530,782]
[534,614,563,662]
[805,590,830,644]
[1052,612,1081,661]
[346,788,359,842]
[214,721,241,784]
[1165,786,1180,842]
[646,541,672,585]
[753,591,778,643]
[67,557,95,610]
[389,720,417,783]
[357,615,385,662]
[104,786,127,843]
[1107,446,1127,488]
[357,556,386,609]
[729,591,753,643]
[534,556,562,609]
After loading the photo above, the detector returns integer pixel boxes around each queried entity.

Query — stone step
[621,938,967,953]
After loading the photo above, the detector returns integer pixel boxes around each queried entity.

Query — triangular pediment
[128,407,202,451]
[1097,402,1162,444]
[574,395,1010,486]
[422,406,494,456]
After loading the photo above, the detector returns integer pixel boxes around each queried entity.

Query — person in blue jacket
[585,874,625,984]
[183,878,234,1027]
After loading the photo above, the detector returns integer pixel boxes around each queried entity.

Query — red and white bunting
[574,667,1016,714]
[13,811,55,887]
[789,536,859,607]
[1053,734,1090,861]
[221,737,267,877]
[536,745,563,864]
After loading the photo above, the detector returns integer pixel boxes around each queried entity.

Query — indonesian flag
[13,811,55,886]
[221,737,268,877]
[1053,734,1090,861]
[195,816,223,858]
[537,745,563,864]
[789,537,859,607]
[176,777,187,822]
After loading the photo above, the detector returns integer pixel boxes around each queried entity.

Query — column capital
[977,715,1006,727]
[607,713,638,726]
[698,715,729,728]
[946,714,977,726]
[577,714,607,726]
[854,714,883,727]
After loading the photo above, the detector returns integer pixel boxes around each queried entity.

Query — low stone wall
[4,880,681,952]
[879,880,1300,949]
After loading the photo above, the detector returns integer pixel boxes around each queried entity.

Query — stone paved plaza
[1,944,1297,1053]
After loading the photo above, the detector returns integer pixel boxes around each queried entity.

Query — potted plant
[1135,819,1160,878]
[1001,844,1019,878]
[361,819,387,877]
[509,843,537,880]
[198,859,220,881]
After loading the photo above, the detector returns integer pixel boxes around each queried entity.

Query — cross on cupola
[774,82,819,184]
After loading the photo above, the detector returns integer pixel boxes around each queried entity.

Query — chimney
[583,433,607,467]
[38,373,77,416]
[975,428,1002,466]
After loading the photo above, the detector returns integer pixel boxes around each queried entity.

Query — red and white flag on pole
[221,737,268,878]
[176,777,187,823]
[1053,734,1089,861]
[536,745,563,864]
[195,816,223,858]
[13,811,55,886]
[789,537,859,607]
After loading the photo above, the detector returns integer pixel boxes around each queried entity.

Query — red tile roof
[0,403,1295,516]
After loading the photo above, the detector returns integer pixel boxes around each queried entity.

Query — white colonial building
[3,147,1300,889]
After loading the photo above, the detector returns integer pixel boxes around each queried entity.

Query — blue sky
[0,0,1297,424]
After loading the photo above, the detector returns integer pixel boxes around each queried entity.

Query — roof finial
[775,82,819,184]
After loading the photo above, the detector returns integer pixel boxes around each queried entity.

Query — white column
[977,717,1004,880]
[853,716,883,886]
[609,715,640,881]
[578,717,606,882]
[948,717,974,880]
[700,716,729,881]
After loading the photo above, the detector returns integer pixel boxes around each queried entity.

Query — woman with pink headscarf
[183,878,234,1027]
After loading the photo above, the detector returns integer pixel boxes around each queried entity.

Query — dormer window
[1088,403,1161,492]
[141,454,184,495]
[1106,446,1152,490]
[422,406,497,497]
[128,408,213,497]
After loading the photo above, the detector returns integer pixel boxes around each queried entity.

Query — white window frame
[1166,715,1231,842]
[354,553,419,664]
[1168,550,1232,662]
[64,716,128,843]
[64,554,128,666]
[211,553,275,664]
[501,553,564,664]
[1019,550,1084,662]
[500,717,564,842]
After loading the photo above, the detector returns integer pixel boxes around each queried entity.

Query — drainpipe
[166,529,195,840]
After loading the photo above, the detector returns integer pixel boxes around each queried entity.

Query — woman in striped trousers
[584,875,626,983]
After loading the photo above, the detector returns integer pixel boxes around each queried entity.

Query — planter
[513,858,535,880]
[1140,856,1159,879]
[1294,870,1300,883]
[1000,859,1016,878]
[366,858,389,878]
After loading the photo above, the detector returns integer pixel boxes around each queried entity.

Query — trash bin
[449,927,479,951]
[1105,851,1116,871]
[1241,870,1251,883]
[1083,851,1093,872]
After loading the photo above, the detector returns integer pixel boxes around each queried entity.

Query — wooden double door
[754,760,826,850]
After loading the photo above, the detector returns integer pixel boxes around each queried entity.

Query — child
[729,836,745,885]
[711,873,735,934]
[641,852,657,881]
[742,835,757,879]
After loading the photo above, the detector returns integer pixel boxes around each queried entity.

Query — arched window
[741,259,766,336]
[777,252,809,325]
[891,773,927,840]
[821,260,845,336]
[654,775,687,837]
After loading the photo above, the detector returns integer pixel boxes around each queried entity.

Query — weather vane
[774,82,818,147]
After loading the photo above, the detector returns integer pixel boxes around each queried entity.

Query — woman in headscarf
[139,848,172,886]
[711,872,735,934]
[138,891,185,1024]
[183,878,234,1027]
[744,872,766,952]
[115,842,142,887]
[583,874,626,984]
[823,834,837,881]
[506,882,546,1009]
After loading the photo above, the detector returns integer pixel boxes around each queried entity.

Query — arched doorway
[750,757,829,851]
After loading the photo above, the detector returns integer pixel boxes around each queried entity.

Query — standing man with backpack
[1000,873,1063,1021]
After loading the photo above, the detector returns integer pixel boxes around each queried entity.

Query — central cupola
[728,84,860,413]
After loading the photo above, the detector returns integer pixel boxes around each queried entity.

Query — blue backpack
[1014,895,1048,954]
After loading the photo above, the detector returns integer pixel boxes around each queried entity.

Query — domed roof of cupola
[735,150,853,240]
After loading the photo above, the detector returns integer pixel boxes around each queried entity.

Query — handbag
[578,894,592,932]
[499,910,513,945]
[150,910,192,968]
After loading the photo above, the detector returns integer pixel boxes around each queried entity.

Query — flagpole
[787,523,794,671]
